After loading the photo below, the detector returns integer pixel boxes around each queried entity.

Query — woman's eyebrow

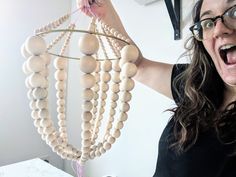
[200,10,212,19]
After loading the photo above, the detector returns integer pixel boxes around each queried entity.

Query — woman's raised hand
[77,0,111,20]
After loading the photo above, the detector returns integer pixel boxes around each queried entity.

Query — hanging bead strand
[35,13,71,35]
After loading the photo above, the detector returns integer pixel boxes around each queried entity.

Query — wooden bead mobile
[21,5,139,166]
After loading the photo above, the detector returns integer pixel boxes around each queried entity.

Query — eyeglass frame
[189,4,236,41]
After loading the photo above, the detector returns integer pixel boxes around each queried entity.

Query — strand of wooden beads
[22,35,82,162]
[22,35,57,151]
[90,61,101,146]
[78,31,99,165]
[91,59,112,146]
[47,23,75,51]
[35,13,70,34]
[54,23,76,143]
[101,27,120,59]
[110,45,139,140]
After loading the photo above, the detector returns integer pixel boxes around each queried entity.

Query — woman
[79,0,236,176]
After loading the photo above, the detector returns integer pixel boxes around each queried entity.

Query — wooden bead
[121,91,132,102]
[95,150,101,157]
[83,89,94,101]
[55,81,65,91]
[58,120,66,127]
[111,102,117,109]
[99,147,106,154]
[43,127,54,135]
[55,70,67,81]
[111,83,120,93]
[25,35,47,55]
[36,99,48,109]
[49,140,59,148]
[41,53,51,65]
[32,88,48,99]
[115,121,124,129]
[37,127,44,134]
[39,68,49,77]
[101,83,109,92]
[101,100,106,107]
[112,60,121,72]
[31,110,39,119]
[101,72,111,83]
[120,78,135,91]
[93,93,99,99]
[22,62,31,75]
[82,140,91,147]
[27,89,33,100]
[121,63,137,78]
[57,99,65,106]
[119,58,127,68]
[27,56,46,72]
[107,122,113,129]
[34,119,41,127]
[57,106,65,113]
[40,118,52,127]
[59,127,67,132]
[112,72,121,83]
[58,113,66,120]
[38,109,49,118]
[46,134,57,143]
[82,101,93,111]
[80,74,95,88]
[94,73,100,83]
[25,77,32,89]
[81,130,91,139]
[102,60,112,72]
[81,122,91,130]
[56,91,65,99]
[119,112,128,121]
[113,129,121,138]
[21,43,31,59]
[29,100,37,110]
[93,84,99,92]
[54,57,67,69]
[95,61,101,72]
[109,109,116,116]
[80,55,97,73]
[29,73,47,88]
[120,103,130,112]
[107,136,116,144]
[78,33,99,55]
[90,151,95,159]
[121,45,139,63]
[111,93,119,101]
[101,92,107,100]
[103,142,111,150]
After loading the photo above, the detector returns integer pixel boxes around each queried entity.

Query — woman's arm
[78,0,174,99]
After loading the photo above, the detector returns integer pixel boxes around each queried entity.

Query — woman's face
[201,0,236,86]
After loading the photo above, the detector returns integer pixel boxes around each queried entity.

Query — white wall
[0,0,71,170]
[64,0,195,177]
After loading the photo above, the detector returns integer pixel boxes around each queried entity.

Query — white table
[0,158,73,177]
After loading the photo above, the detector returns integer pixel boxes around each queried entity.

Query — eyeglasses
[189,5,236,41]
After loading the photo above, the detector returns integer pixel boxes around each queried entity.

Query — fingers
[78,0,97,17]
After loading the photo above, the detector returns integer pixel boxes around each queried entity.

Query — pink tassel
[76,161,85,177]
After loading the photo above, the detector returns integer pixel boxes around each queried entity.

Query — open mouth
[219,44,236,65]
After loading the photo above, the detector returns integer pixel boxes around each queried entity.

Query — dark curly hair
[170,0,236,155]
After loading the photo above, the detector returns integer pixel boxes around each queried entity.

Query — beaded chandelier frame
[21,4,139,166]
